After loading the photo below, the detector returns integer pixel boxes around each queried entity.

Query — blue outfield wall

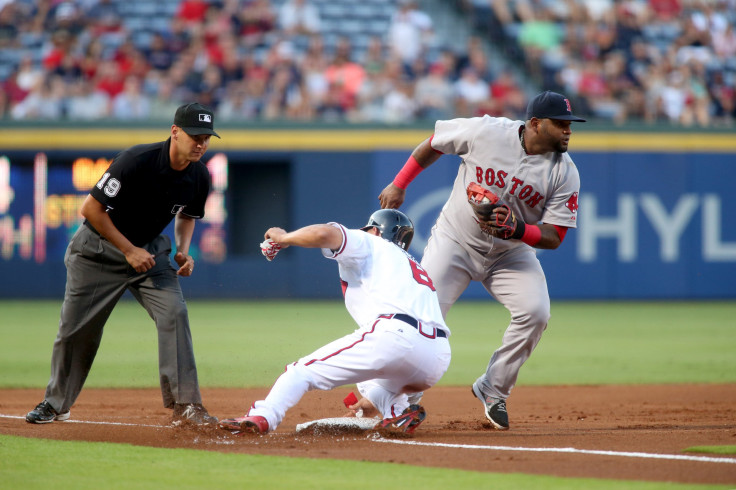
[0,133,734,300]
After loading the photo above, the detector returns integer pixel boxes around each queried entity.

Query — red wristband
[520,224,542,246]
[393,155,424,190]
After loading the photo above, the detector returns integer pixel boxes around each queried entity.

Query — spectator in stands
[657,66,690,125]
[0,1,19,48]
[581,0,615,24]
[355,58,395,123]
[674,12,714,67]
[219,46,244,87]
[362,36,386,76]
[218,79,261,120]
[42,29,75,72]
[682,61,711,127]
[324,37,365,113]
[278,0,321,37]
[299,34,329,113]
[237,0,276,48]
[145,32,176,73]
[167,16,193,55]
[577,58,623,123]
[387,0,433,70]
[414,61,454,121]
[84,0,123,37]
[15,56,44,95]
[517,9,564,83]
[648,0,682,22]
[625,37,660,87]
[195,64,226,109]
[11,74,64,120]
[453,66,490,117]
[202,1,238,43]
[48,1,85,37]
[176,0,210,29]
[0,0,733,128]
[455,37,489,80]
[52,51,83,85]
[149,76,182,120]
[111,75,151,119]
[712,22,736,62]
[383,75,417,124]
[489,69,526,119]
[2,64,33,116]
[94,59,125,99]
[66,78,111,120]
[708,69,735,126]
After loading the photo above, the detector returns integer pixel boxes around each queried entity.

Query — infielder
[219,209,451,434]
[26,103,218,426]
[379,91,585,430]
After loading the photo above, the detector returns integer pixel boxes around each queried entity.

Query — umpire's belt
[379,313,447,339]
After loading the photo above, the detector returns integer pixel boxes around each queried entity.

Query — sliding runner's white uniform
[247,223,451,430]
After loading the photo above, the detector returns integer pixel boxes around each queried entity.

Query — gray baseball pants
[44,224,202,413]
[421,228,550,400]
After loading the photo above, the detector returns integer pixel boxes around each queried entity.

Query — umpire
[26,102,219,426]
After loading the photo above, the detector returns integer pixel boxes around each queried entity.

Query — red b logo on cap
[564,98,572,113]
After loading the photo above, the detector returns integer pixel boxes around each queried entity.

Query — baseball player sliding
[219,209,451,434]
[379,91,586,430]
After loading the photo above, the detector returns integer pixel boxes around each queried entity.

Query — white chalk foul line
[4,413,734,465]
[0,414,170,429]
[373,439,736,465]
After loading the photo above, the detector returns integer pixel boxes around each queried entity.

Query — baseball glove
[490,206,525,240]
[466,182,525,240]
[260,238,282,261]
[466,182,501,220]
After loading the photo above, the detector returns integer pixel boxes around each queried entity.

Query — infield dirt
[1,385,735,485]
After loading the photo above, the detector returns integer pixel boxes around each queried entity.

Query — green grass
[685,446,736,455]
[1,300,734,489]
[0,435,728,490]
[2,300,734,388]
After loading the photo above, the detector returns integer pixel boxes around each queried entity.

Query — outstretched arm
[379,136,442,209]
[265,224,344,251]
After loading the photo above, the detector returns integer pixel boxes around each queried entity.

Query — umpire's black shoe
[172,403,218,426]
[471,382,509,430]
[26,400,70,424]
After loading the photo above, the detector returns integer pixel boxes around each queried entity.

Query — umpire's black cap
[526,91,586,122]
[174,102,221,138]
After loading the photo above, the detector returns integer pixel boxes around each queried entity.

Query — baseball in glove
[466,182,525,240]
[466,182,502,220]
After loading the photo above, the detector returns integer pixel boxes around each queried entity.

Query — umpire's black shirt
[90,138,211,247]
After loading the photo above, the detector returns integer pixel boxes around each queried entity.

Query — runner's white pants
[248,316,451,431]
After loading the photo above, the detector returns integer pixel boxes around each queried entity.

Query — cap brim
[548,115,587,122]
[181,127,221,138]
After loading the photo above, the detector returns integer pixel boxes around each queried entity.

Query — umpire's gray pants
[45,225,202,413]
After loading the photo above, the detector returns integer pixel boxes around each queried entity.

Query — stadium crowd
[465,0,736,126]
[0,0,734,126]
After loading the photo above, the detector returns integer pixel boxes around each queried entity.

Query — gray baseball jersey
[420,115,580,401]
[430,115,579,255]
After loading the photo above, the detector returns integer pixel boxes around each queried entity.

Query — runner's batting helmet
[361,209,414,251]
